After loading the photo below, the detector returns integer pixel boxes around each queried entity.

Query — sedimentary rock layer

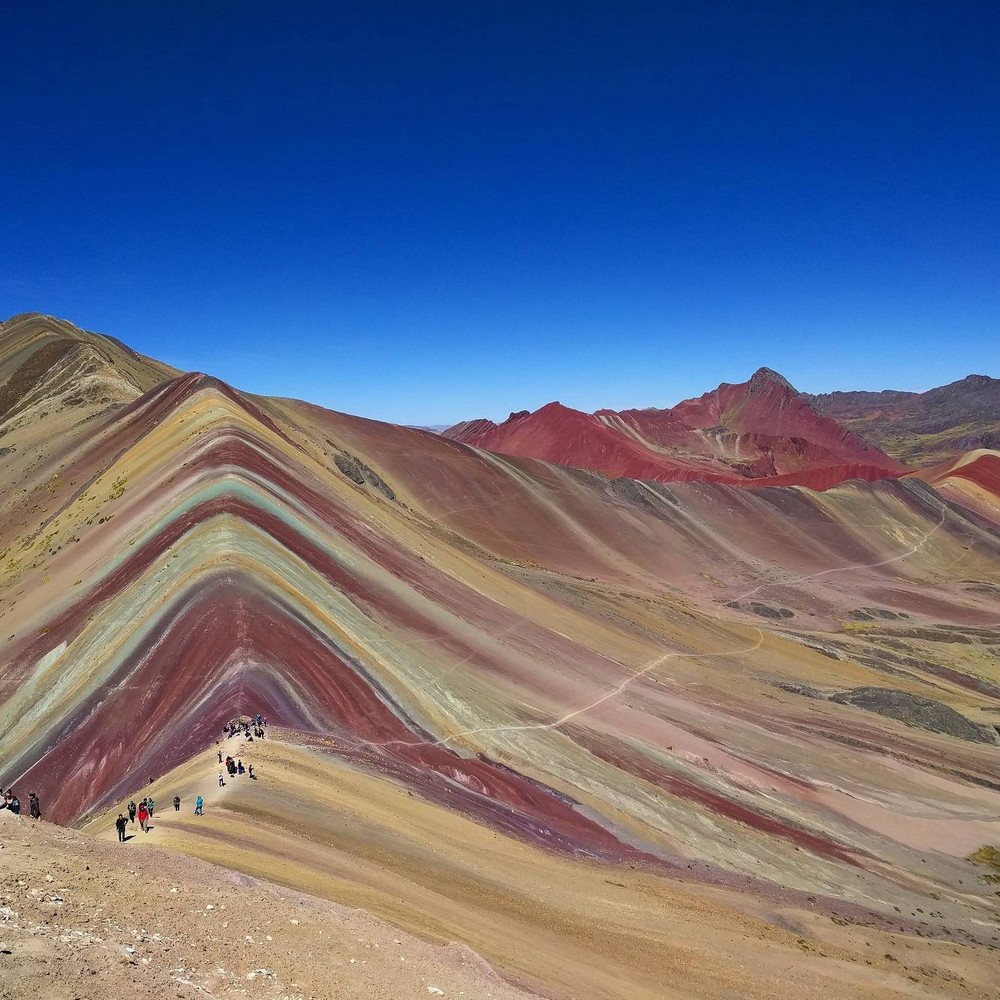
[444,367,907,488]
[2,314,999,997]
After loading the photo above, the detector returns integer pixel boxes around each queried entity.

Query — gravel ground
[0,810,541,1000]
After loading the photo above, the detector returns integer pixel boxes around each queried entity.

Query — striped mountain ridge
[443,368,910,490]
[2,314,1000,996]
[0,312,177,427]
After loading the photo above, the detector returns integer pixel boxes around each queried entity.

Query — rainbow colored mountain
[1,313,998,999]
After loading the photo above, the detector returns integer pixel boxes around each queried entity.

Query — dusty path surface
[77,734,1000,1000]
[0,809,541,1000]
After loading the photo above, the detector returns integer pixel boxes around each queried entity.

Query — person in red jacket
[137,800,150,833]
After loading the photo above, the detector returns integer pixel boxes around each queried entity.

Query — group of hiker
[115,791,201,840]
[218,752,255,784]
[114,714,266,843]
[1,787,41,819]
[115,791,205,837]
[226,713,267,741]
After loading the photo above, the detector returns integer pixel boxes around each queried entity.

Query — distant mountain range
[444,369,998,489]
[804,375,1000,465]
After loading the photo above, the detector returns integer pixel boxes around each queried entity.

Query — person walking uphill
[173,795,180,811]
[137,800,149,833]
[128,800,137,824]
[194,794,204,815]
[116,814,128,842]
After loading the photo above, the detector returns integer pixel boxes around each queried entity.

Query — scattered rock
[830,687,998,743]
[773,682,825,700]
[333,453,396,500]
[848,607,908,621]
[606,477,679,508]
[726,600,794,619]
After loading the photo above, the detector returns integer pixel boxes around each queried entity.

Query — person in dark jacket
[128,800,137,824]
[115,814,128,842]
[28,792,40,819]
[173,795,181,811]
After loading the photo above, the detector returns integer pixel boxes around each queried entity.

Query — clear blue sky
[2,2,997,424]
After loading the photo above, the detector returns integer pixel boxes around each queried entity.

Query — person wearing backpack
[173,795,181,811]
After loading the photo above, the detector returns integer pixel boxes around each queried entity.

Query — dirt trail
[77,732,1000,1000]
[0,808,541,1000]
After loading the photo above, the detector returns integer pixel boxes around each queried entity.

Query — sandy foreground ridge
[0,808,540,1000]
[2,731,997,1000]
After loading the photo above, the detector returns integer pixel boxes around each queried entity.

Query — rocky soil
[0,810,538,1000]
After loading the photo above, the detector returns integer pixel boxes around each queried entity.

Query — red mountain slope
[911,450,1000,525]
[445,368,906,490]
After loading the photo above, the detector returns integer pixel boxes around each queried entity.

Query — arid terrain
[0,808,541,1000]
[1,313,999,998]
[807,375,1000,466]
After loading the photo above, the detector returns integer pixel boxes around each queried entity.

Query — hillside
[0,312,177,429]
[1,314,999,998]
[806,375,1000,466]
[444,368,907,490]
[0,808,539,1000]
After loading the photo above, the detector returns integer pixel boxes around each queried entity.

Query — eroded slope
[2,315,999,999]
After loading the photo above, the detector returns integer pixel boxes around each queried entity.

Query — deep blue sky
[2,2,997,424]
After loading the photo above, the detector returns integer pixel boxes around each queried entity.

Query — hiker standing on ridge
[28,792,40,819]
[116,814,128,842]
